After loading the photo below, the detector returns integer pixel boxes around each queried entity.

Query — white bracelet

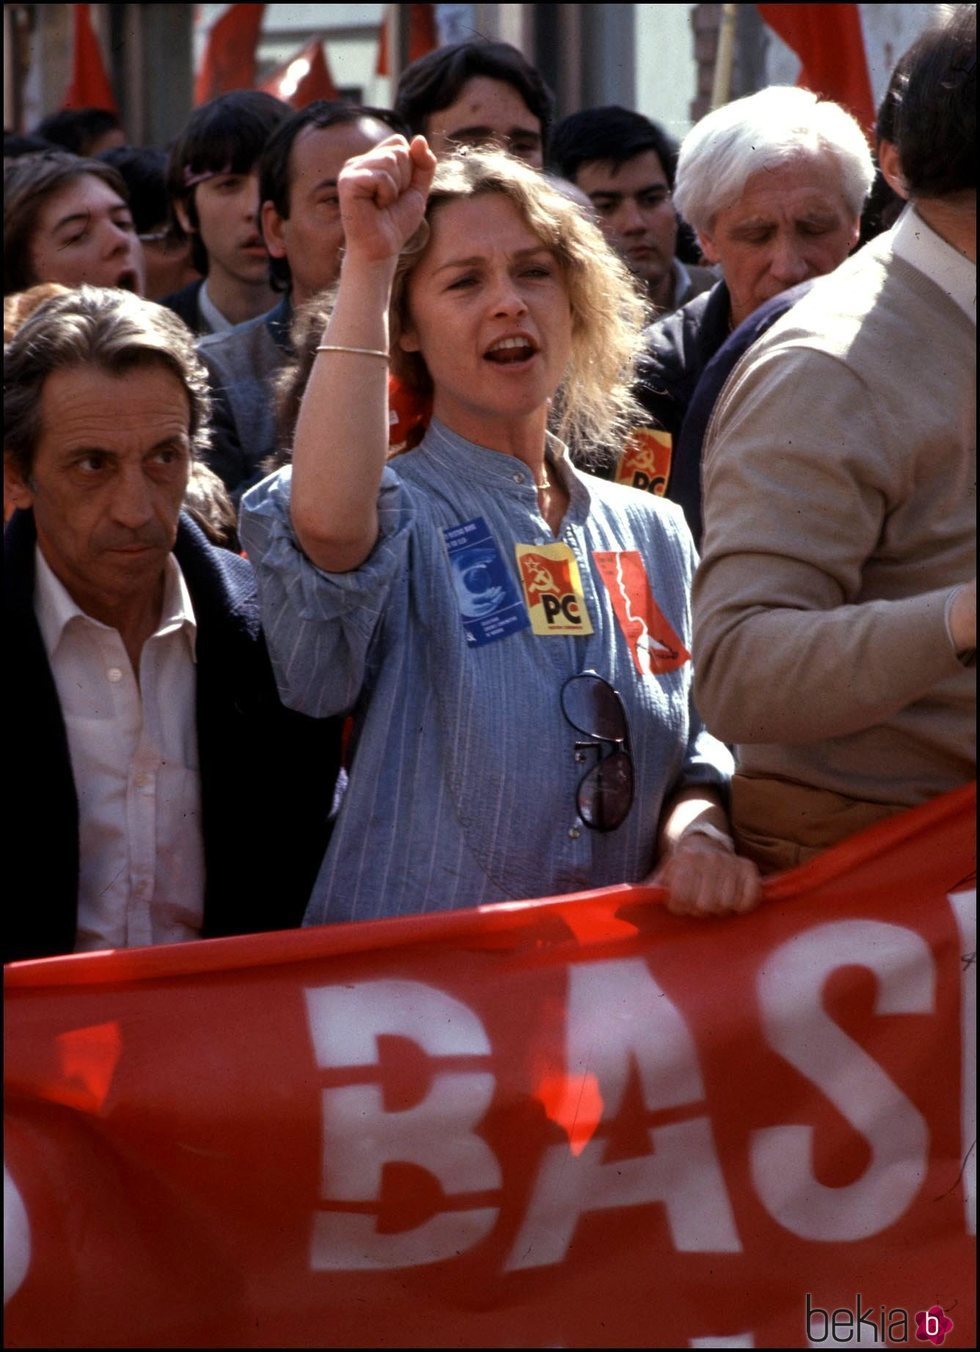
[677,822,735,854]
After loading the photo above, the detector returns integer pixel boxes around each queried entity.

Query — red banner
[758,3,876,133]
[4,786,975,1348]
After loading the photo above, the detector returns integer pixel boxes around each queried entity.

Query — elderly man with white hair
[624,86,873,531]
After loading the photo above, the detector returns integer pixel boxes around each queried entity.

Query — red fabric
[758,3,876,133]
[63,3,118,113]
[259,38,339,108]
[387,373,433,453]
[193,3,265,106]
[4,785,975,1347]
[376,3,439,77]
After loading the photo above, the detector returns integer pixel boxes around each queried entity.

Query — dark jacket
[634,279,733,455]
[4,510,341,963]
[160,278,206,335]
[197,295,293,498]
[672,281,813,546]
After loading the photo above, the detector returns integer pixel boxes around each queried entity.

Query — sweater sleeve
[692,344,964,746]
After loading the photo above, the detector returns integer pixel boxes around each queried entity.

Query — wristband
[677,822,735,854]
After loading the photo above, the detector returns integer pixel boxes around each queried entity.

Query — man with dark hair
[34,107,125,157]
[693,6,976,873]
[4,150,144,296]
[550,105,715,313]
[196,101,400,495]
[162,89,289,334]
[395,39,554,166]
[3,286,340,962]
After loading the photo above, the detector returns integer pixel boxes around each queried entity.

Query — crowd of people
[3,8,975,962]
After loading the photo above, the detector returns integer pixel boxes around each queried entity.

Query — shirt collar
[197,278,236,334]
[891,204,976,326]
[415,418,591,519]
[35,547,198,662]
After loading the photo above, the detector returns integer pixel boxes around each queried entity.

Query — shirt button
[107,667,123,682]
[512,472,524,483]
[568,825,582,840]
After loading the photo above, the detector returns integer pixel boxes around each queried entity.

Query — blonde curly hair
[388,147,650,457]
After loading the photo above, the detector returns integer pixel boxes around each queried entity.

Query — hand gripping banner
[4,785,976,1348]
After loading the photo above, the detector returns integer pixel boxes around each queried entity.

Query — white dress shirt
[35,548,206,951]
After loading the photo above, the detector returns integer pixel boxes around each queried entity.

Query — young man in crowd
[395,39,554,167]
[550,105,716,315]
[4,150,144,297]
[162,89,289,335]
[693,6,976,871]
[197,101,403,496]
[4,287,341,962]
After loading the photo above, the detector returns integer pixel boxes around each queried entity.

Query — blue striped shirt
[239,420,731,924]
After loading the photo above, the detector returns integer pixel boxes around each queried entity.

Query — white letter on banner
[946,888,976,1235]
[305,981,500,1270]
[3,1163,31,1305]
[752,921,932,1240]
[506,958,740,1270]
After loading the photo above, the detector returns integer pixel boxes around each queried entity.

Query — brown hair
[3,150,130,295]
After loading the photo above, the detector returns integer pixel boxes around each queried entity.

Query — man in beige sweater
[693,6,976,872]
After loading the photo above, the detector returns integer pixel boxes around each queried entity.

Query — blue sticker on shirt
[443,516,530,646]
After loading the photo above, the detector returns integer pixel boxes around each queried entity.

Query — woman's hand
[646,786,762,918]
[339,134,438,265]
[645,832,762,918]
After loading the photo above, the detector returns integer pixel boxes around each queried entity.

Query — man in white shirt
[4,286,340,961]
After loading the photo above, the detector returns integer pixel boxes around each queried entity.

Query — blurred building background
[4,3,944,151]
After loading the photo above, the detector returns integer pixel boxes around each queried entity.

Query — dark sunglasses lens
[561,675,627,741]
[577,750,634,831]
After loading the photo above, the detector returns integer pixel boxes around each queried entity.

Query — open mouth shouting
[484,333,540,366]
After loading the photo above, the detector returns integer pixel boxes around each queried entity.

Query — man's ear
[877,140,908,201]
[173,198,195,236]
[697,230,720,266]
[261,200,287,260]
[4,454,35,513]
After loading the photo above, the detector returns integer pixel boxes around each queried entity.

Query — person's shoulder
[174,514,258,626]
[197,306,273,352]
[581,466,692,540]
[3,509,37,611]
[196,306,281,373]
[159,279,204,329]
[640,282,724,369]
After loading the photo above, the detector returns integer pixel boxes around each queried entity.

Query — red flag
[758,3,875,133]
[259,38,339,108]
[63,4,118,113]
[376,3,439,77]
[194,3,265,106]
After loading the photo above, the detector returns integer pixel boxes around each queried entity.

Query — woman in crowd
[240,135,760,924]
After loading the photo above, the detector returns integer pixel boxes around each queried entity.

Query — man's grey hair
[4,285,211,481]
[674,86,875,236]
